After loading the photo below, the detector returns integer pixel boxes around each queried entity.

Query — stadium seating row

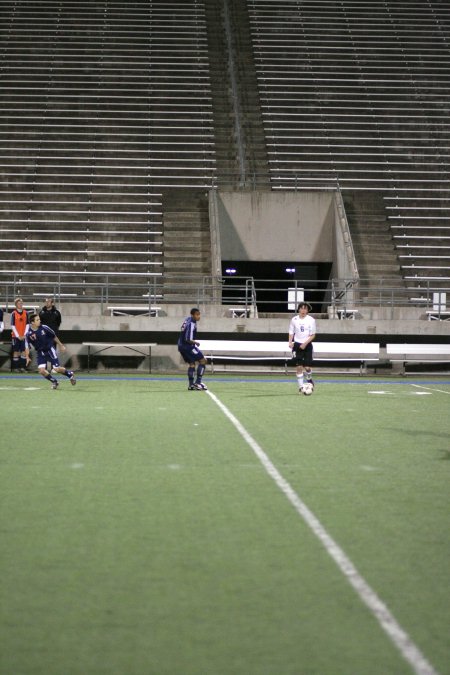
[1,0,450,299]
[247,0,450,290]
[0,0,217,292]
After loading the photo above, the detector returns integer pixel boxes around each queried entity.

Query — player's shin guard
[306,369,313,381]
[12,357,19,371]
[196,363,205,383]
[188,366,195,385]
[296,373,304,389]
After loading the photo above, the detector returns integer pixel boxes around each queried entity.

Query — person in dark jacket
[39,297,62,335]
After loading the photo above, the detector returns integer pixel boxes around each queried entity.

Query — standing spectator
[39,296,62,335]
[288,302,316,393]
[25,313,76,390]
[10,297,29,372]
[177,307,208,390]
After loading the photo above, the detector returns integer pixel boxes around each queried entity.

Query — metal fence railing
[1,272,448,317]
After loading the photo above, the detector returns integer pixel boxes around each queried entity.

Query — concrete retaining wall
[1,302,448,373]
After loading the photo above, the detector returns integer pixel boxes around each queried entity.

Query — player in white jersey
[288,302,316,393]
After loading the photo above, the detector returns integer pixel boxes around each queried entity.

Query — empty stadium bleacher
[1,0,450,304]
[246,0,450,292]
[0,0,217,298]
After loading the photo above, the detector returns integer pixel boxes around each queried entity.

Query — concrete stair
[205,0,270,188]
[162,189,212,302]
[344,191,406,299]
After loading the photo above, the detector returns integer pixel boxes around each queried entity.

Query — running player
[288,302,316,393]
[178,308,208,390]
[10,297,29,372]
[24,313,76,390]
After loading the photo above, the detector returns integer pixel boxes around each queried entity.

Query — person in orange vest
[10,297,29,372]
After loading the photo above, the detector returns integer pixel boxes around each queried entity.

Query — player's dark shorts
[12,337,26,352]
[36,348,60,370]
[178,344,205,364]
[292,342,314,367]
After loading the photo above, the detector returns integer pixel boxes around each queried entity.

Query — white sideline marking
[206,389,439,675]
[411,384,450,396]
[0,386,41,391]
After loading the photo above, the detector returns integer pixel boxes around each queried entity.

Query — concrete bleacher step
[163,261,208,274]
[353,251,399,266]
[362,263,404,275]
[161,189,212,299]
[343,190,405,286]
[164,242,210,255]
[164,234,209,246]
[205,0,270,188]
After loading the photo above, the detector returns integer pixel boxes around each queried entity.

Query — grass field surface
[1,373,449,675]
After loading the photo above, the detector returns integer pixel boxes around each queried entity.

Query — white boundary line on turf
[411,384,450,395]
[206,389,439,675]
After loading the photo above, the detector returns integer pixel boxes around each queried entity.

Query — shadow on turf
[387,427,450,442]
[218,391,297,398]
[130,388,296,397]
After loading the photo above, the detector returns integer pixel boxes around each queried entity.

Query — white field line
[411,384,450,395]
[206,389,439,675]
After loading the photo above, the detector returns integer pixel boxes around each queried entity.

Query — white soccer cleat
[194,382,208,391]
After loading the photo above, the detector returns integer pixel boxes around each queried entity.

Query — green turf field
[1,373,449,675]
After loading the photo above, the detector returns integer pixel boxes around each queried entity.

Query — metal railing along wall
[1,272,448,316]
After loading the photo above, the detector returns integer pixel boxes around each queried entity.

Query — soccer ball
[302,382,314,396]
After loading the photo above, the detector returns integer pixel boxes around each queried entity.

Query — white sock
[306,371,313,381]
[297,374,304,388]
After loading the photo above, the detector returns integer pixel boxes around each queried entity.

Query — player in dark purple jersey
[24,313,76,390]
[177,308,208,390]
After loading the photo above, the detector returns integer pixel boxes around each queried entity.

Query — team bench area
[83,342,158,373]
[386,343,450,374]
[198,340,381,374]
[107,306,161,317]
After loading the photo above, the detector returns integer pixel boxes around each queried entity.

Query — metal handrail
[0,272,448,314]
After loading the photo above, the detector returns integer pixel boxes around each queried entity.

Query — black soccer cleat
[51,380,59,390]
[194,382,208,391]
